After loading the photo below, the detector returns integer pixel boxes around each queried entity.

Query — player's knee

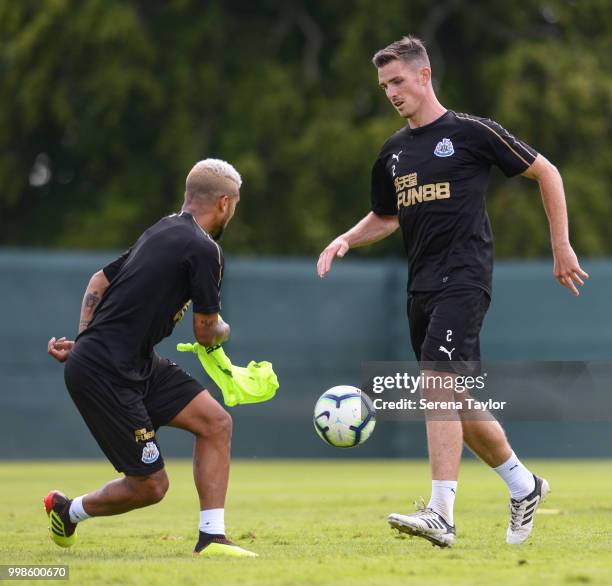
[203,409,232,441]
[419,370,457,401]
[136,470,169,505]
[150,477,169,504]
[214,409,233,440]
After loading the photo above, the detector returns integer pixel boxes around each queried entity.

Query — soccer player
[46,159,257,557]
[317,36,589,547]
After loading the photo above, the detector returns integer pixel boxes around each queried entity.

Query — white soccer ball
[313,385,376,448]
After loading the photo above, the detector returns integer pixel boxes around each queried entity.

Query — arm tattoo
[80,289,101,333]
[85,291,100,310]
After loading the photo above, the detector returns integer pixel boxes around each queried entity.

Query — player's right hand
[317,237,350,278]
[47,336,75,363]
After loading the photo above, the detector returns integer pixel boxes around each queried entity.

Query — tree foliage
[1,0,610,256]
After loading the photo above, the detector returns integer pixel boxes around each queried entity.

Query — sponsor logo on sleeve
[173,299,192,324]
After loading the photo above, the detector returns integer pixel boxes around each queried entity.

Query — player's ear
[217,194,229,213]
[420,67,431,86]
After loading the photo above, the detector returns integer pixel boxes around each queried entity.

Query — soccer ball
[313,385,376,448]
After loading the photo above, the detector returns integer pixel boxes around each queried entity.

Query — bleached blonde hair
[185,158,242,205]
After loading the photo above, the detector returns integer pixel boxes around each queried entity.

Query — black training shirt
[370,110,537,294]
[72,211,223,381]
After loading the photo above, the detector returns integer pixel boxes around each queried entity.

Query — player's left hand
[47,336,75,363]
[553,243,589,296]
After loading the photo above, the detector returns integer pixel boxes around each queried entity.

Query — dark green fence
[1,250,610,459]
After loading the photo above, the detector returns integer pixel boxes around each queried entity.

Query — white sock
[427,480,457,526]
[493,451,535,500]
[199,508,225,535]
[68,495,91,523]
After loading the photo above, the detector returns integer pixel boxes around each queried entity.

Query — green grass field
[1,459,611,585]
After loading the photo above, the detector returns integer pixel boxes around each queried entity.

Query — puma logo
[439,345,455,360]
[391,150,403,162]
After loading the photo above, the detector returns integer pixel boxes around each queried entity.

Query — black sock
[194,531,229,552]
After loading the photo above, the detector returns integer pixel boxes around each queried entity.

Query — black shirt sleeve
[186,239,223,315]
[463,115,538,177]
[370,156,397,216]
[102,248,132,282]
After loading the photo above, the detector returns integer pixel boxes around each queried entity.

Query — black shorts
[408,286,490,375]
[64,353,203,476]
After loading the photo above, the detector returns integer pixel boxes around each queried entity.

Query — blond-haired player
[46,159,256,557]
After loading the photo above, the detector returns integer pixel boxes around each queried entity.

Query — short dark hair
[372,35,430,68]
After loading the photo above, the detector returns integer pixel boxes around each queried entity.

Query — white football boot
[506,474,550,545]
[389,501,456,548]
